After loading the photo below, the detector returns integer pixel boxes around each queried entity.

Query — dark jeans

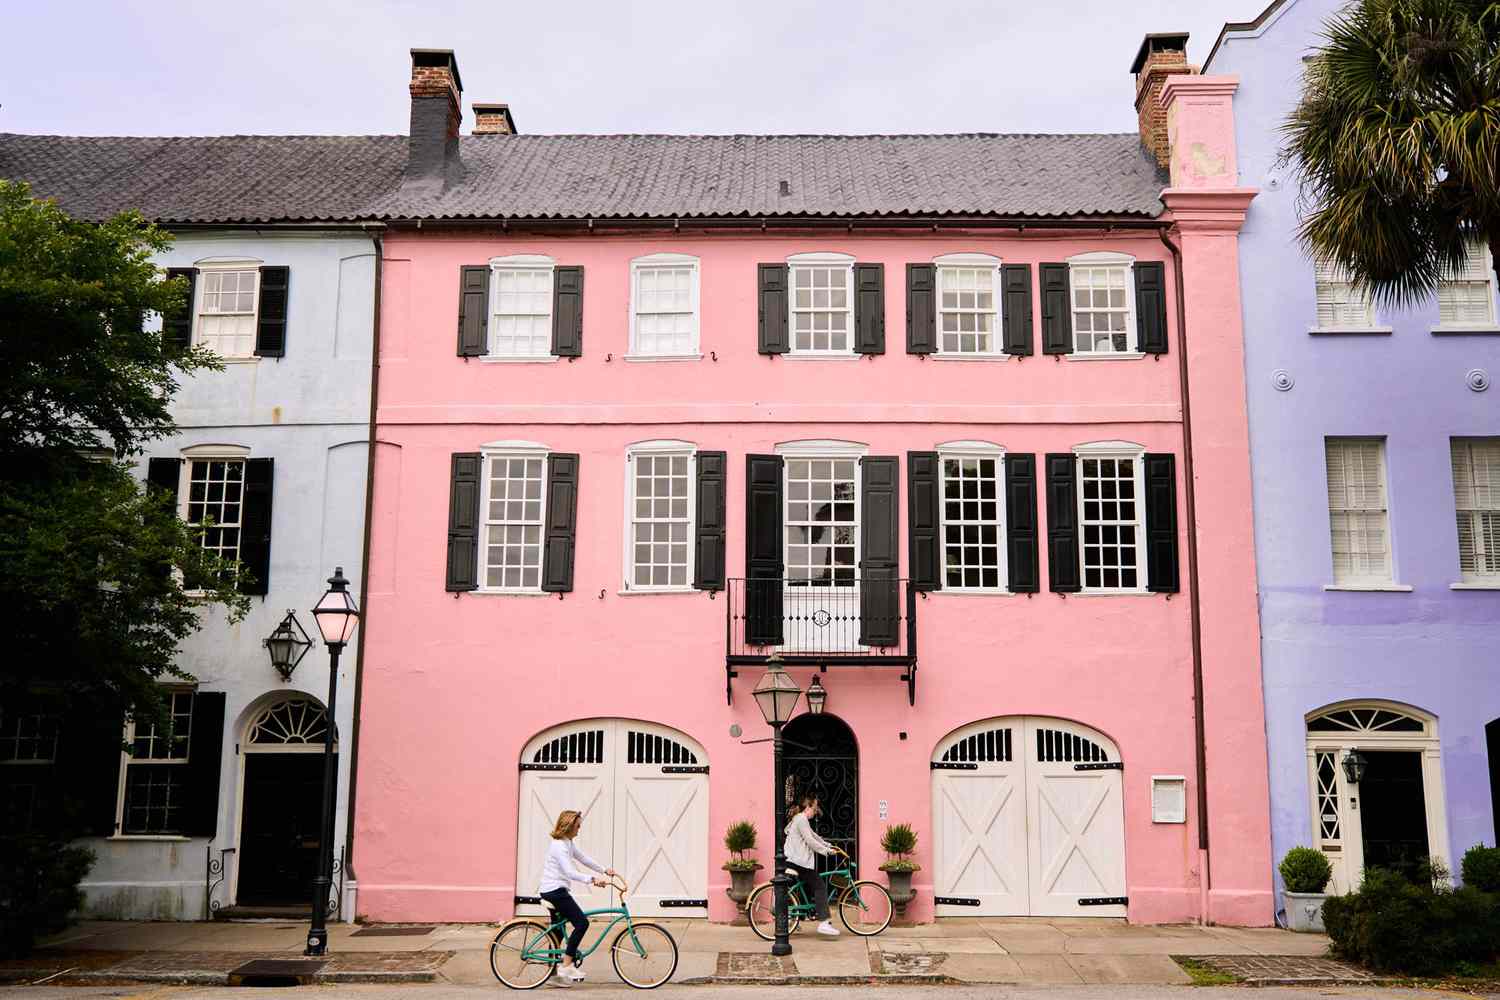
[540,888,589,965]
[788,862,829,920]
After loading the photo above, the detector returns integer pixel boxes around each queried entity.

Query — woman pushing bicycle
[784,794,841,937]
[538,809,616,982]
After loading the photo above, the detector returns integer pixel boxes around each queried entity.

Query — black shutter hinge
[514,895,542,906]
[659,898,708,908]
[934,896,980,906]
[1079,896,1128,906]
[1073,762,1123,771]
[931,761,978,770]
[661,765,708,774]
[520,763,568,772]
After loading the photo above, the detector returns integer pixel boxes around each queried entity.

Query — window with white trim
[482,451,547,591]
[936,255,1001,355]
[490,257,554,358]
[1069,253,1136,354]
[1313,256,1376,329]
[183,458,245,568]
[940,449,1005,589]
[789,255,854,354]
[1451,437,1500,582]
[195,264,260,358]
[1325,437,1392,585]
[630,255,699,357]
[0,712,58,764]
[1437,243,1498,327]
[785,457,858,585]
[626,446,694,590]
[119,690,193,835]
[1077,447,1145,591]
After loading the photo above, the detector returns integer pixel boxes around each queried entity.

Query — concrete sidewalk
[20,918,1333,987]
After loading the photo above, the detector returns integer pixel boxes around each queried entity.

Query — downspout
[1159,226,1212,925]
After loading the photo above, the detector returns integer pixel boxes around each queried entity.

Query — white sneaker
[557,964,585,982]
[816,920,840,937]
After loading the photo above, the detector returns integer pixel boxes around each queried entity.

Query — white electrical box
[1151,775,1187,824]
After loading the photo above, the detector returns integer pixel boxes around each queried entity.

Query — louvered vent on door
[940,728,1013,763]
[532,729,606,764]
[1035,728,1109,763]
[627,730,698,765]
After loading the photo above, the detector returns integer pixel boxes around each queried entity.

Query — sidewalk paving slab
[1066,954,1193,984]
[1011,954,1086,983]
[940,954,1026,983]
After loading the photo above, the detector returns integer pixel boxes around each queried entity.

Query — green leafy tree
[1281,0,1500,305]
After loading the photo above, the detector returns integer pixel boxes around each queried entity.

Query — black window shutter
[163,267,197,353]
[541,453,580,592]
[854,263,885,354]
[446,453,482,592]
[694,451,728,591]
[238,458,274,596]
[552,266,584,357]
[1001,264,1034,356]
[182,691,225,837]
[860,456,901,646]
[744,454,784,644]
[757,264,789,354]
[457,265,489,357]
[1144,453,1180,592]
[147,457,181,504]
[907,451,941,592]
[254,266,289,358]
[906,264,937,354]
[1040,263,1074,355]
[1045,453,1081,592]
[55,710,123,836]
[1135,262,1169,354]
[1005,454,1039,593]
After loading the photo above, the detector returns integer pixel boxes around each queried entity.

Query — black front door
[1488,719,1500,842]
[237,753,328,906]
[1359,750,1429,879]
[780,712,857,876]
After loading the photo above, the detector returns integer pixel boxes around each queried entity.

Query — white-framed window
[938,442,1006,590]
[629,254,700,358]
[788,253,854,355]
[1313,256,1376,329]
[624,441,695,591]
[194,260,261,358]
[480,444,548,592]
[1451,437,1500,583]
[179,450,249,581]
[1074,442,1146,592]
[782,445,861,586]
[936,254,1002,355]
[1325,437,1393,586]
[118,690,194,836]
[1437,242,1498,328]
[489,255,555,358]
[0,712,58,764]
[1068,252,1136,355]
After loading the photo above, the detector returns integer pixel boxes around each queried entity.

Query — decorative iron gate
[780,712,858,875]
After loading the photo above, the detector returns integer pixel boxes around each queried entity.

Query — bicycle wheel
[490,920,557,989]
[611,922,679,989]
[838,880,894,936]
[746,882,803,941]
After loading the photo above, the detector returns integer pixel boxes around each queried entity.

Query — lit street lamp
[751,657,802,958]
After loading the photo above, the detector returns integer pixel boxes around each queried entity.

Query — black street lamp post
[304,567,359,957]
[751,658,802,959]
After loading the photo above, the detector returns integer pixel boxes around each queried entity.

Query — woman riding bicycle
[784,794,840,937]
[538,809,616,982]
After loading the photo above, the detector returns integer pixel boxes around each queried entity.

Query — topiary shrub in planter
[1279,846,1333,932]
[721,820,763,910]
[879,823,920,917]
[0,834,95,958]
[1322,866,1500,975]
[1461,844,1500,894]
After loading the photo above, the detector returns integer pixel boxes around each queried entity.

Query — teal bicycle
[490,876,678,990]
[746,848,894,938]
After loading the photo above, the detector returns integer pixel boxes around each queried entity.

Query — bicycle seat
[784,868,799,877]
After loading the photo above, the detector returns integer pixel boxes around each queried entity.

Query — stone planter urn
[881,867,918,917]
[1283,891,1328,932]
[723,864,763,911]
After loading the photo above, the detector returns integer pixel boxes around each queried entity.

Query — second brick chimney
[1130,33,1193,168]
[407,48,463,185]
[472,103,517,135]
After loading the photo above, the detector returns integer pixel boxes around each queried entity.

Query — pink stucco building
[353,38,1273,926]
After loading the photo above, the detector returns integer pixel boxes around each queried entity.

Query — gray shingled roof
[0,131,1166,224]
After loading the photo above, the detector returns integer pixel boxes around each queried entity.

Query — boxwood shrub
[1461,844,1500,893]
[1322,865,1499,975]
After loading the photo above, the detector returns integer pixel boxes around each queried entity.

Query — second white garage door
[933,717,1126,917]
[517,720,708,918]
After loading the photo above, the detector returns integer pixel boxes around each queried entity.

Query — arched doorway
[235,696,335,907]
[780,712,858,874]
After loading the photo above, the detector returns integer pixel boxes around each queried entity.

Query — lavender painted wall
[1208,0,1500,904]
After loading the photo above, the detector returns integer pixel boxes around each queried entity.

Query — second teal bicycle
[745,848,894,938]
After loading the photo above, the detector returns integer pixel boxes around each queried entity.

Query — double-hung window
[1069,252,1136,355]
[625,443,695,590]
[788,253,854,355]
[480,448,548,591]
[936,254,1001,356]
[939,444,1006,589]
[785,455,859,586]
[490,255,555,359]
[1075,444,1146,591]
[195,262,261,358]
[119,690,193,836]
[629,255,700,358]
[1313,256,1376,330]
[1451,437,1500,584]
[1324,437,1393,586]
[0,710,58,833]
[1436,242,1498,328]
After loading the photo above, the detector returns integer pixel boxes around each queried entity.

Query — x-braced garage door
[517,720,709,918]
[932,717,1126,917]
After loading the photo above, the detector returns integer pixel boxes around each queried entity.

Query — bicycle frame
[518,876,652,963]
[784,854,861,916]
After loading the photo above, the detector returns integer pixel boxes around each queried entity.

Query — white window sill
[1071,589,1154,597]
[213,356,263,364]
[617,587,699,596]
[781,353,862,361]
[931,353,1012,362]
[1431,325,1500,335]
[479,355,559,364]
[1308,326,1393,336]
[108,834,192,842]
[1450,582,1500,590]
[472,588,551,597]
[622,353,703,363]
[935,587,1021,596]
[1065,352,1146,362]
[1322,583,1413,592]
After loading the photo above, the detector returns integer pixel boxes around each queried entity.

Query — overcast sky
[5,0,1261,137]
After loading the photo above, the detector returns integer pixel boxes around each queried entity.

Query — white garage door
[933,717,1126,917]
[517,720,708,918]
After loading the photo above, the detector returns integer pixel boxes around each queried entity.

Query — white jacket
[539,837,606,893]
[783,811,835,869]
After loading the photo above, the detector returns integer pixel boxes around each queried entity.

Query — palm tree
[1281,0,1500,307]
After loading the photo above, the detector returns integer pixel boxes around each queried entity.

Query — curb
[5,968,442,987]
[680,974,957,986]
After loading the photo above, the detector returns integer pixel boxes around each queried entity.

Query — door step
[214,904,311,921]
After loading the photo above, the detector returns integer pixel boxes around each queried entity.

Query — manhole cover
[227,959,325,987]
[715,952,797,978]
[351,925,436,937]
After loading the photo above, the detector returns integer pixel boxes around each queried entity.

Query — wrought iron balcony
[725,577,917,705]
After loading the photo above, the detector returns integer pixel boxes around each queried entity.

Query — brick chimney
[1130,33,1193,167]
[407,48,463,185]
[472,103,517,135]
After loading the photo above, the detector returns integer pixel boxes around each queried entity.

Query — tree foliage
[1281,0,1500,307]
